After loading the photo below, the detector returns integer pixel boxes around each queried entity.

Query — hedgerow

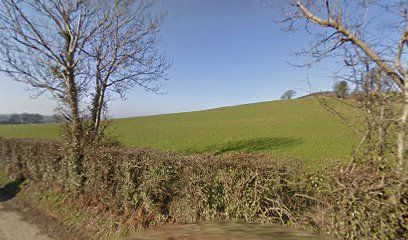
[0,137,321,225]
[0,137,406,239]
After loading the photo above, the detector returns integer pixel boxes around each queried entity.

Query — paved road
[0,203,52,240]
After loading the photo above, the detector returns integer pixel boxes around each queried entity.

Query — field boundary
[1,137,405,239]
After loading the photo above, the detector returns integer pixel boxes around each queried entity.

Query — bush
[325,164,407,239]
[0,137,406,239]
[0,137,321,228]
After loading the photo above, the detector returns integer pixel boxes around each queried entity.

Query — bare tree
[0,0,169,140]
[0,0,99,188]
[271,1,408,237]
[280,90,296,100]
[85,0,170,141]
[276,0,407,175]
[0,0,93,148]
[0,0,169,188]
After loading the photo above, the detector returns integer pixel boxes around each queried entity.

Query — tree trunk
[94,86,105,139]
[64,22,84,190]
[90,82,105,142]
[66,72,82,146]
[397,81,408,172]
[90,83,101,139]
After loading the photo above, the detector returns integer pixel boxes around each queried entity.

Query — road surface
[0,202,52,240]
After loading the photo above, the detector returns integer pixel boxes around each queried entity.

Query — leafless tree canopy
[271,2,407,237]
[278,1,408,83]
[0,0,170,143]
[268,0,408,171]
[0,0,169,187]
[85,0,170,140]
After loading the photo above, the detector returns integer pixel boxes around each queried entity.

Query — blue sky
[0,0,336,117]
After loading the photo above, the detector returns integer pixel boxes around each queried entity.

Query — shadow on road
[0,179,23,202]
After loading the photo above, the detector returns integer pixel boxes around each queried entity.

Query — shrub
[0,137,406,239]
[0,137,320,228]
[325,164,407,239]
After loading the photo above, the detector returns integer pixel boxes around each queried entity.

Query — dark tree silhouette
[280,90,296,100]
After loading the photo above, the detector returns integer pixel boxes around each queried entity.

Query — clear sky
[0,0,336,117]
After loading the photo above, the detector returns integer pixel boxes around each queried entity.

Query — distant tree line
[282,79,401,102]
[0,113,57,125]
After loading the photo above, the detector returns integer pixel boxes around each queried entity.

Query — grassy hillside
[0,97,357,167]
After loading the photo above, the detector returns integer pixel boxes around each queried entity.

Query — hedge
[1,137,406,239]
[0,137,322,228]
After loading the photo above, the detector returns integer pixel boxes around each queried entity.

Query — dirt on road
[0,180,83,240]
[0,202,52,240]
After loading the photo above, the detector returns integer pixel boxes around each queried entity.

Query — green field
[0,97,358,167]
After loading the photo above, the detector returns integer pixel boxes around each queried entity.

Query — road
[0,202,53,240]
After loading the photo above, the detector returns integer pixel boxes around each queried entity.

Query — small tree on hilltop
[280,90,296,100]
[333,81,348,99]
